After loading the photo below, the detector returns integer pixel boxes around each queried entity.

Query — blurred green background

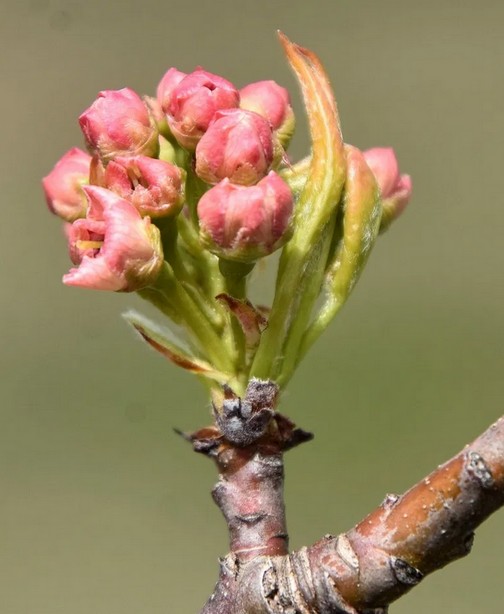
[2,0,503,612]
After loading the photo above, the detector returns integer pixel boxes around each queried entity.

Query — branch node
[214,379,278,447]
[235,512,268,526]
[466,451,495,489]
[335,535,359,571]
[381,493,401,510]
[390,556,424,586]
[463,531,475,554]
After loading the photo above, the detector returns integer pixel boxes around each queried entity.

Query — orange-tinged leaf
[123,311,230,384]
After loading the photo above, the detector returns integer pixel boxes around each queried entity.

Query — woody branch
[199,413,503,614]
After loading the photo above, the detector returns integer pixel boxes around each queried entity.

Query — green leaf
[123,310,230,385]
[250,33,347,383]
[299,145,382,358]
[326,145,382,307]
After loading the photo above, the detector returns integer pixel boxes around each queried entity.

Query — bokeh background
[2,1,503,612]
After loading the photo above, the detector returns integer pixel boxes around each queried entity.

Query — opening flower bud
[64,186,163,292]
[195,109,274,186]
[79,88,159,162]
[240,80,295,148]
[42,148,91,222]
[162,69,239,150]
[105,156,185,219]
[197,171,293,262]
[363,147,412,227]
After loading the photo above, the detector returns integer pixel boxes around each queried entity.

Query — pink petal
[63,255,125,291]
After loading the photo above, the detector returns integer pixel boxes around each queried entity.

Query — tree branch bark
[191,393,503,614]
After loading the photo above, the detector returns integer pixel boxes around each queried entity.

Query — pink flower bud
[239,80,295,146]
[195,109,274,186]
[42,148,91,222]
[197,171,293,262]
[104,156,185,218]
[79,88,159,162]
[363,147,412,223]
[162,69,239,150]
[64,186,163,291]
[156,67,187,111]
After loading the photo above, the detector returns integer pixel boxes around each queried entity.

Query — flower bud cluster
[42,66,298,288]
[41,35,414,393]
[156,67,295,261]
[43,87,187,290]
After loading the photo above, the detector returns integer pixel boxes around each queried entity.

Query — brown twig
[192,384,503,613]
[302,414,504,612]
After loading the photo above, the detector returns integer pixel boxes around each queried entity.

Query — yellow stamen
[76,240,103,250]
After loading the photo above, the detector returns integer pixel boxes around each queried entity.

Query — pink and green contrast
[42,33,412,400]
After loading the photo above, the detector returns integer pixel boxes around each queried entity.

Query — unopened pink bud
[388,173,412,219]
[156,68,187,111]
[79,88,159,162]
[197,171,293,262]
[104,156,185,218]
[240,80,295,146]
[363,147,412,222]
[64,186,163,292]
[42,148,91,222]
[162,69,239,150]
[195,109,274,186]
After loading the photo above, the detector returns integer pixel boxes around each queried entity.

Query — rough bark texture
[189,385,503,614]
[212,448,288,561]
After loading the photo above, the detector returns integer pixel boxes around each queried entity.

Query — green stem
[157,218,190,283]
[159,217,224,332]
[177,213,222,296]
[177,168,225,305]
[185,164,210,226]
[151,263,234,374]
[218,259,254,385]
[218,259,253,299]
